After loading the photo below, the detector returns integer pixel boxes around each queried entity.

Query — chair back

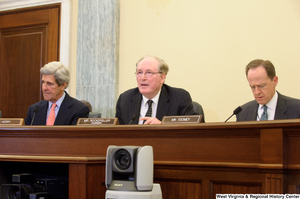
[88,112,101,118]
[192,101,205,122]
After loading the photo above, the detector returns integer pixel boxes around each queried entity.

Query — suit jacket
[236,92,300,121]
[25,92,89,125]
[116,84,195,124]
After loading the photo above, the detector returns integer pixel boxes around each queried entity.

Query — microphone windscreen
[128,113,138,125]
[33,106,39,113]
[233,106,242,115]
[131,114,137,120]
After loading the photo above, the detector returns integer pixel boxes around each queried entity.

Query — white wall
[118,0,300,122]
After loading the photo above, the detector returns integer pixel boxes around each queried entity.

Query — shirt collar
[142,89,161,105]
[258,91,278,111]
[48,92,66,109]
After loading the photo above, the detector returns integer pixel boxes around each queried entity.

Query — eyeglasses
[135,71,162,78]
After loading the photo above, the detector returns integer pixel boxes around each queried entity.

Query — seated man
[25,61,89,125]
[236,59,300,121]
[116,55,195,125]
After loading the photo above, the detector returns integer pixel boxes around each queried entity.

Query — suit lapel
[247,102,258,121]
[34,101,48,125]
[54,92,72,125]
[274,92,287,119]
[156,85,170,120]
[130,92,142,124]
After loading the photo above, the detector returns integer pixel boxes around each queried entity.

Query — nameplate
[0,118,24,125]
[162,115,204,124]
[77,118,119,125]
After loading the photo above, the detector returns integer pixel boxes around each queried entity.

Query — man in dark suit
[116,55,195,125]
[25,61,89,125]
[236,59,300,121]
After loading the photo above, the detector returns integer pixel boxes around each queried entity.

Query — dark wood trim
[1,119,300,198]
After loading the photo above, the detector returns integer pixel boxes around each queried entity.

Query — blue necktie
[260,105,268,121]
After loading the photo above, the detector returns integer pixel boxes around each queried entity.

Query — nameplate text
[0,118,24,125]
[77,118,119,125]
[162,115,204,124]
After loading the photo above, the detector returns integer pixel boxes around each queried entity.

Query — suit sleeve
[70,105,89,125]
[115,94,124,124]
[179,90,195,115]
[25,105,33,125]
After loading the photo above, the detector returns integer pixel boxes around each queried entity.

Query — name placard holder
[77,118,119,125]
[162,115,204,124]
[0,118,24,125]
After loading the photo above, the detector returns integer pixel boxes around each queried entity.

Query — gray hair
[40,61,70,88]
[136,55,169,75]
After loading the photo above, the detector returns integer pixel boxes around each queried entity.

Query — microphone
[128,114,137,125]
[30,106,39,125]
[224,106,242,122]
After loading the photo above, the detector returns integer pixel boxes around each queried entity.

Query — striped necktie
[143,100,153,124]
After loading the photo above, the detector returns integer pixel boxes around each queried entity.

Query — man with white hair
[116,55,195,125]
[25,61,89,125]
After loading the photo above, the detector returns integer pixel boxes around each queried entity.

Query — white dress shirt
[138,90,161,124]
[257,91,278,121]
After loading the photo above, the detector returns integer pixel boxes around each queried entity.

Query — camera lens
[119,154,129,166]
[8,187,20,199]
[115,149,131,170]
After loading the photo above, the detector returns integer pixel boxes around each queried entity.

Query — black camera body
[0,173,67,199]
[35,178,67,199]
[29,192,51,199]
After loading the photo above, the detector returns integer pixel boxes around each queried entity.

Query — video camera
[0,173,67,199]
[105,145,162,199]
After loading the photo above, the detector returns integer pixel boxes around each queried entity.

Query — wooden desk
[0,119,300,199]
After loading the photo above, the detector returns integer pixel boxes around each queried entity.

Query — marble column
[76,0,119,117]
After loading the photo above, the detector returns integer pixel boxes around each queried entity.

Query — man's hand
[140,117,162,124]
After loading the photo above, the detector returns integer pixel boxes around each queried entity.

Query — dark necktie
[143,100,153,124]
[260,105,268,121]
